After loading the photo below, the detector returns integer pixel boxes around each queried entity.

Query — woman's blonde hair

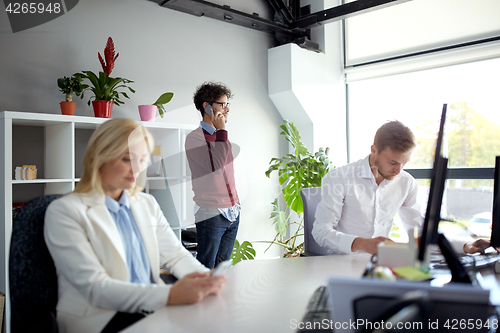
[74,118,154,196]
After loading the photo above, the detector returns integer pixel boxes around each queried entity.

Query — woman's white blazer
[44,191,208,333]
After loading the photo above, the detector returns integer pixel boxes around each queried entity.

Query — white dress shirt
[312,155,424,254]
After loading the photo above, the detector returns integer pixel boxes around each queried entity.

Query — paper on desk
[392,266,431,281]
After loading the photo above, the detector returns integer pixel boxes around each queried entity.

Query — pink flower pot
[138,105,157,122]
[92,100,113,118]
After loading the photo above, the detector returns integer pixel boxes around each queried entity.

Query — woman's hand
[167,271,226,305]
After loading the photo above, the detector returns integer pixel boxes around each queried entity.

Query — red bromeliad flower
[98,37,119,76]
[75,37,134,106]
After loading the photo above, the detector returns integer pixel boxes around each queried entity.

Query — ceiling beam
[153,0,307,40]
[150,0,413,52]
[291,0,413,29]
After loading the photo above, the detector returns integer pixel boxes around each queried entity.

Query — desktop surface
[122,254,371,333]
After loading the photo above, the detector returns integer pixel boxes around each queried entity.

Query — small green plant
[57,75,84,102]
[153,92,174,118]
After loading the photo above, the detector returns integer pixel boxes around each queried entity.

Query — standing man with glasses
[185,82,240,269]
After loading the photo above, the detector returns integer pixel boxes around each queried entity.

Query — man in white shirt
[312,121,422,254]
[313,121,494,255]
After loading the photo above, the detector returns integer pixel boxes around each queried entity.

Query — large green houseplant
[261,119,332,257]
[230,120,332,261]
[75,37,135,118]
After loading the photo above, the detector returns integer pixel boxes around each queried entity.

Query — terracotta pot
[60,102,76,115]
[92,100,114,118]
[138,105,157,122]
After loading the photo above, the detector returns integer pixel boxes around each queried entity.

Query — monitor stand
[437,233,473,284]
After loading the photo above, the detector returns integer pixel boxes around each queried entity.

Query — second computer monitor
[489,156,500,248]
[417,104,448,262]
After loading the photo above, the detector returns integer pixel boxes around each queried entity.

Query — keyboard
[462,253,500,268]
[432,253,500,269]
[298,286,333,333]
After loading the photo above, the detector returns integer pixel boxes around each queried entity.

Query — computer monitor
[417,104,447,262]
[489,156,500,248]
[416,104,473,283]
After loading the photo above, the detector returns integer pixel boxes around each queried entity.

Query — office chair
[9,194,61,333]
[300,187,329,256]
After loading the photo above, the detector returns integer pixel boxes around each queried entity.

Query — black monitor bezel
[490,156,500,248]
[417,104,447,262]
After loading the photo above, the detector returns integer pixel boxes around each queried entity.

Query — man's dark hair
[193,82,232,117]
[374,120,416,153]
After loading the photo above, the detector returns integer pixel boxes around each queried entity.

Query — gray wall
[0,0,285,257]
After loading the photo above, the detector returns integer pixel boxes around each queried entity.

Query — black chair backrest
[9,194,61,333]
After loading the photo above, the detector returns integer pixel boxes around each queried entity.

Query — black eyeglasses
[212,101,230,109]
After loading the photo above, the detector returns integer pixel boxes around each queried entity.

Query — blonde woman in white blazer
[44,118,225,333]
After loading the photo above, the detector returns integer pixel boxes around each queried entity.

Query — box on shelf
[15,165,37,180]
[147,145,163,177]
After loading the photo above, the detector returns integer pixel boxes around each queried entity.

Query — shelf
[171,223,195,231]
[1,111,197,131]
[1,111,197,330]
[2,111,106,128]
[146,176,190,181]
[12,179,74,184]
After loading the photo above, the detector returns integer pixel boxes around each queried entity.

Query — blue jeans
[195,208,239,269]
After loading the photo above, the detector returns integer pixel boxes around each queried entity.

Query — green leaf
[282,120,309,157]
[270,198,288,238]
[74,70,135,106]
[157,104,166,118]
[265,120,332,214]
[231,239,256,264]
[154,92,174,106]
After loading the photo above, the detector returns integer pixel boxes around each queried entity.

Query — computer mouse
[494,260,500,274]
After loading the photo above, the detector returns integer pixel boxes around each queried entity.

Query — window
[348,57,500,239]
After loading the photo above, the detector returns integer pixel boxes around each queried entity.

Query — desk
[123,254,371,333]
[431,264,500,306]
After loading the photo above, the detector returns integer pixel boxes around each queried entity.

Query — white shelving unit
[0,111,196,331]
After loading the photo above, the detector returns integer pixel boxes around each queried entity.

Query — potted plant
[138,92,174,122]
[238,120,331,258]
[260,120,331,257]
[57,75,83,115]
[74,37,135,118]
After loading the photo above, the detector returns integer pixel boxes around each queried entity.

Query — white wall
[267,0,347,249]
[268,0,347,166]
[0,0,284,258]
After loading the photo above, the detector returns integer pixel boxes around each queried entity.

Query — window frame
[343,40,500,183]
